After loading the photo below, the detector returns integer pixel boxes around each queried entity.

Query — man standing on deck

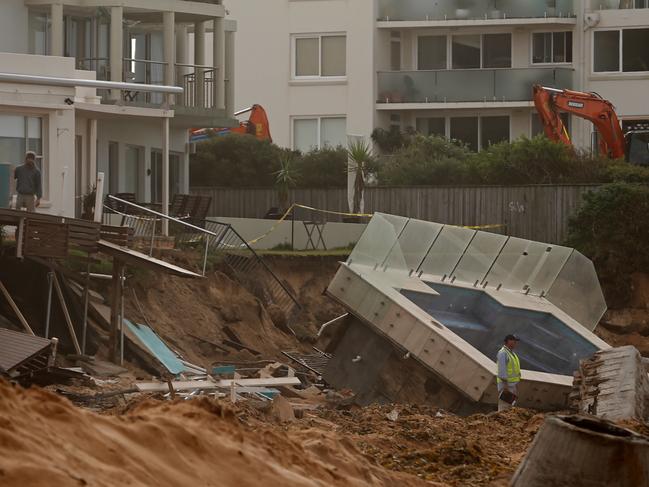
[14,151,42,212]
[497,334,521,412]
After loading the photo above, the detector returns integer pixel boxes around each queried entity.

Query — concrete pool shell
[326,213,610,410]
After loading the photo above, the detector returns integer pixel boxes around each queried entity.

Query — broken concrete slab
[571,345,649,422]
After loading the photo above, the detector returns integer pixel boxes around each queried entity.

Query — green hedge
[565,183,649,306]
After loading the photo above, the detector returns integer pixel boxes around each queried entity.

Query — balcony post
[194,21,207,108]
[50,3,64,57]
[109,6,124,101]
[176,24,188,106]
[163,11,176,105]
[225,29,235,118]
[213,17,226,111]
[162,116,170,237]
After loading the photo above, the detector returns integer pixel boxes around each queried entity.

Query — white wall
[225,0,376,148]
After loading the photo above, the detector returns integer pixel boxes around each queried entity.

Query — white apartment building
[227,0,649,154]
[0,0,236,217]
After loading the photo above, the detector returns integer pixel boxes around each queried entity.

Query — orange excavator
[533,85,649,165]
[190,104,272,143]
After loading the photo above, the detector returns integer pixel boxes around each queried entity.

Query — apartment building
[227,0,649,154]
[0,0,236,217]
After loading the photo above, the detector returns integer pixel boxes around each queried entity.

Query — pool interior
[400,282,599,376]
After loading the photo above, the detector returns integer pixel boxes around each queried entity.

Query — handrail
[106,195,301,310]
[107,195,222,237]
[124,57,168,66]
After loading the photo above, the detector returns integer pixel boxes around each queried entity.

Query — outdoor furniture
[303,219,327,250]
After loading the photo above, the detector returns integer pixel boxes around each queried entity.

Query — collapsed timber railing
[104,195,300,318]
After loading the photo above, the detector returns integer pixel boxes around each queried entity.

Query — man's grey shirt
[14,164,42,199]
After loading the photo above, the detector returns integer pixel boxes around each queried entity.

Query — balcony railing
[593,0,649,9]
[377,68,573,104]
[77,57,219,109]
[377,0,575,21]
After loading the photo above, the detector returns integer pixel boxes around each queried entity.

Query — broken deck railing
[106,195,300,316]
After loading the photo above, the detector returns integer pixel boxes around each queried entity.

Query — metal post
[81,261,90,354]
[202,233,210,276]
[120,267,125,366]
[291,208,295,251]
[44,271,54,338]
[149,218,156,256]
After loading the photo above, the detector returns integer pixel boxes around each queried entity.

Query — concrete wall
[208,216,366,250]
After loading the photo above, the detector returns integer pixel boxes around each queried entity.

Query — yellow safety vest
[497,346,521,384]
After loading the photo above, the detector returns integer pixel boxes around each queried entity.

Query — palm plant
[274,154,297,211]
[347,138,374,214]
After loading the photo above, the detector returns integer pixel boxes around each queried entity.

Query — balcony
[377,68,573,105]
[377,0,575,21]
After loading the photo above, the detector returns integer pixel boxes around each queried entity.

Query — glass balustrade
[377,68,573,103]
[378,0,575,21]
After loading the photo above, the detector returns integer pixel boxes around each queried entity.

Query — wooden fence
[190,184,601,244]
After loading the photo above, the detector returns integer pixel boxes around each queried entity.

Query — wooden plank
[135,376,301,392]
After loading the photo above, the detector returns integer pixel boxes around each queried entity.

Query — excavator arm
[532,85,626,159]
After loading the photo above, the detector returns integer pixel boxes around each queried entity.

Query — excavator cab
[624,128,649,166]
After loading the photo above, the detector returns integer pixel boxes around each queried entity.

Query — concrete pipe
[511,415,649,487]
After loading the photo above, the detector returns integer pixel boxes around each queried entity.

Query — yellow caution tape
[245,204,296,245]
[244,202,505,245]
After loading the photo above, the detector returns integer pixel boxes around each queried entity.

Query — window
[123,145,142,199]
[623,29,649,72]
[390,114,402,130]
[532,32,572,64]
[416,117,445,137]
[418,36,447,70]
[294,35,346,78]
[452,35,481,69]
[151,151,182,203]
[593,31,620,72]
[28,11,50,55]
[0,114,45,194]
[594,28,649,72]
[450,117,479,151]
[482,33,512,68]
[293,117,346,152]
[390,31,401,71]
[108,141,119,194]
[481,116,509,148]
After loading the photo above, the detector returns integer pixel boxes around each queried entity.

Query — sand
[0,380,429,487]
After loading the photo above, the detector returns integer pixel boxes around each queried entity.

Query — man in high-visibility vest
[496,334,521,411]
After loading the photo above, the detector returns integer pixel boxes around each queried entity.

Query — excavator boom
[532,85,626,159]
[190,104,272,143]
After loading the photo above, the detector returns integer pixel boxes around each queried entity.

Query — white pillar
[88,118,98,190]
[213,17,226,111]
[194,21,206,108]
[162,117,170,236]
[51,3,64,57]
[176,24,188,106]
[110,6,124,100]
[225,29,235,117]
[163,11,176,105]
